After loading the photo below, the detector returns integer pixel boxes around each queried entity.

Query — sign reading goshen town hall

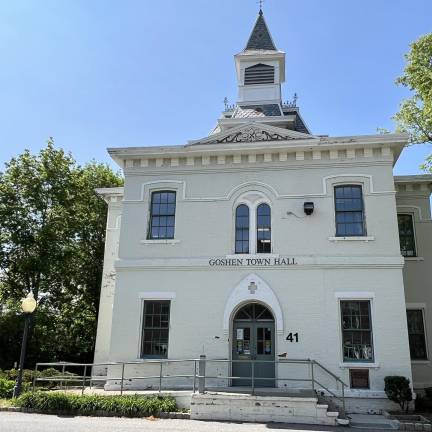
[209,257,297,266]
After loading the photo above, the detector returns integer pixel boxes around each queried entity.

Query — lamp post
[13,292,37,398]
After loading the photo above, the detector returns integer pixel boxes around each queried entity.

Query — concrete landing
[349,414,399,429]
[190,392,339,425]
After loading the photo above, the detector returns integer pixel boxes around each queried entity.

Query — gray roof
[245,10,277,51]
[233,104,282,118]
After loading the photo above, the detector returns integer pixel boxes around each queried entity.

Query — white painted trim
[225,254,280,259]
[122,175,394,203]
[138,292,176,300]
[140,239,180,245]
[328,236,375,242]
[405,257,424,261]
[223,273,284,334]
[411,360,430,365]
[406,303,427,309]
[397,205,432,222]
[335,292,375,299]
[339,362,380,369]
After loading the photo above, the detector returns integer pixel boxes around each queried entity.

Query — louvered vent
[244,63,274,85]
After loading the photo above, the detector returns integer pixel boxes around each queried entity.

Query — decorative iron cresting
[207,127,292,144]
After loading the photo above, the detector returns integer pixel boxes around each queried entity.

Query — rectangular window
[148,191,176,239]
[350,369,370,389]
[340,300,374,362]
[398,214,416,257]
[141,300,170,358]
[334,185,365,236]
[406,309,428,360]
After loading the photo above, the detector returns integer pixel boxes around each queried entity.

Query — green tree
[394,34,432,171]
[0,140,123,368]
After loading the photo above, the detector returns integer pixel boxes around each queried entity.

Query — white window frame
[136,292,176,360]
[335,292,379,369]
[233,197,272,255]
[397,212,418,258]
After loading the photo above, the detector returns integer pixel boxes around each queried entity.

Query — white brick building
[94,10,432,412]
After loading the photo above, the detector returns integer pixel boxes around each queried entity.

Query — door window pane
[141,300,170,358]
[406,309,427,360]
[257,203,271,253]
[398,214,416,257]
[334,186,365,236]
[235,204,250,254]
[148,191,176,239]
[341,300,374,362]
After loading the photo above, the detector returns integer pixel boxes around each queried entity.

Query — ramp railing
[32,357,347,413]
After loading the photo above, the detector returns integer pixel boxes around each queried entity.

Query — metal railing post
[251,361,255,395]
[192,360,197,393]
[82,365,87,395]
[32,364,38,393]
[198,355,206,394]
[341,381,346,414]
[61,363,65,390]
[159,361,163,393]
[120,363,125,395]
[310,360,315,392]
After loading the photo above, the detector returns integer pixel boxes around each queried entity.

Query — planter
[384,411,431,431]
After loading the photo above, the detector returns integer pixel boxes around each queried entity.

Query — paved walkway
[0,412,353,432]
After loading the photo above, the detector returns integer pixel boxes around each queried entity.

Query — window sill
[329,236,375,242]
[140,239,180,245]
[226,253,280,259]
[339,362,380,369]
[404,257,424,261]
[411,360,430,364]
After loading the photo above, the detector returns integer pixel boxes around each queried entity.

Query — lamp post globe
[21,292,37,314]
[13,292,37,398]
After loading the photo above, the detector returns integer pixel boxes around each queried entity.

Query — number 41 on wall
[286,333,299,342]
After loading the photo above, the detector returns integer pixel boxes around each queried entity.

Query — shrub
[5,369,35,383]
[0,378,15,399]
[384,376,413,412]
[16,391,177,417]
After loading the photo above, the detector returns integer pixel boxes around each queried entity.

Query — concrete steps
[190,392,339,425]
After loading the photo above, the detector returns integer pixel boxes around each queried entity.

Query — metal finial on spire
[257,0,264,13]
[223,97,229,110]
[293,93,298,106]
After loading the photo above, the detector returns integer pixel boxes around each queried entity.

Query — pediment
[187,122,317,146]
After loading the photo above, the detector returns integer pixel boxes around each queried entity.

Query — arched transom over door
[232,303,275,388]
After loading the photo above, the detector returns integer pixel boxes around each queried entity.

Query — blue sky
[0,0,431,174]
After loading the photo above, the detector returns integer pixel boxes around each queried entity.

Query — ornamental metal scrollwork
[207,127,292,144]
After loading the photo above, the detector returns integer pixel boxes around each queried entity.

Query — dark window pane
[257,203,271,254]
[334,186,365,236]
[148,191,176,239]
[398,214,416,257]
[235,205,249,254]
[341,300,374,362]
[406,309,427,360]
[141,301,171,358]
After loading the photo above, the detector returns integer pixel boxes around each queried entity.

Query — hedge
[0,378,30,399]
[16,392,178,417]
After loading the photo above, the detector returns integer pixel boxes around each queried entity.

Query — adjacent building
[94,10,432,411]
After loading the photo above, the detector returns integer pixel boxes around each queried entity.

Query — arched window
[257,203,271,253]
[235,205,250,254]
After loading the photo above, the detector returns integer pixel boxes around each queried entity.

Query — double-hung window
[256,203,271,253]
[235,205,250,254]
[406,309,428,360]
[148,191,176,239]
[334,185,365,236]
[340,300,374,362]
[141,300,170,358]
[398,214,416,257]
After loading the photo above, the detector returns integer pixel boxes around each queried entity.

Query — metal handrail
[32,356,346,413]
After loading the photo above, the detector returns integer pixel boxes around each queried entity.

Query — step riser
[190,394,338,426]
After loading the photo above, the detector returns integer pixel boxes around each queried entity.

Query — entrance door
[232,303,275,387]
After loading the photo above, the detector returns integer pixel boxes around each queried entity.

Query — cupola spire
[245,9,277,51]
